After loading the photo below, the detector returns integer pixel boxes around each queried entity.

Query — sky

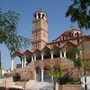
[0,0,89,68]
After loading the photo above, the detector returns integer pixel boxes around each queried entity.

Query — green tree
[66,0,90,29]
[49,65,64,83]
[67,47,82,68]
[13,73,21,81]
[67,47,82,82]
[0,9,30,55]
[66,1,90,89]
[48,65,74,85]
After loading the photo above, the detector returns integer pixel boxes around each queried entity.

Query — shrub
[13,73,21,81]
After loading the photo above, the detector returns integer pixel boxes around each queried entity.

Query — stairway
[25,80,54,90]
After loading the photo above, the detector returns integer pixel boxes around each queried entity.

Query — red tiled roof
[32,49,41,55]
[53,28,80,41]
[23,49,33,56]
[41,45,52,52]
[11,51,24,59]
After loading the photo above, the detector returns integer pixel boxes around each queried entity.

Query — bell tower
[32,9,48,50]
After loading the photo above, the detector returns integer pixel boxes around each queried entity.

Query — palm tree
[66,1,90,90]
[66,0,90,29]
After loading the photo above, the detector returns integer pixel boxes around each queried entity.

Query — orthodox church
[11,9,90,82]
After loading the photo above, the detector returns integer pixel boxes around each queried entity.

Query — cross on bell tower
[32,9,48,50]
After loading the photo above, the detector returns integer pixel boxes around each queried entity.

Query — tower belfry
[32,9,48,50]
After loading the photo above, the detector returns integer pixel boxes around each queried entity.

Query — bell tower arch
[32,9,48,50]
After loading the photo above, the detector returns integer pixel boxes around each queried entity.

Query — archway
[14,56,22,68]
[44,51,51,59]
[26,56,32,65]
[53,50,60,58]
[36,67,41,81]
[44,66,52,82]
[36,53,41,60]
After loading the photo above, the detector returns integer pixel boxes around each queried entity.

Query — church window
[38,13,41,19]
[58,43,60,46]
[72,33,73,36]
[63,36,64,40]
[77,39,80,43]
[77,32,79,37]
[62,52,64,57]
[42,14,45,19]
[69,33,71,36]
[34,14,36,19]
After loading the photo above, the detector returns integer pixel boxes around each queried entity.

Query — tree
[66,0,90,29]
[13,73,21,81]
[0,9,30,55]
[49,65,64,83]
[48,65,74,85]
[66,1,90,89]
[67,47,82,82]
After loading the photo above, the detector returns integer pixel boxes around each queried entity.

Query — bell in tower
[32,9,48,50]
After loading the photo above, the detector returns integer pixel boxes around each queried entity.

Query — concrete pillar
[40,13,42,18]
[34,54,36,61]
[41,52,44,60]
[52,76,53,83]
[36,14,38,19]
[31,56,33,62]
[50,51,53,59]
[76,53,78,59]
[22,58,24,68]
[11,60,14,71]
[41,69,44,82]
[44,16,46,20]
[24,57,26,67]
[22,57,26,68]
[60,51,62,58]
[55,83,59,90]
[64,51,66,58]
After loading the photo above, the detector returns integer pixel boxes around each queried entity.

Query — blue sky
[0,0,89,68]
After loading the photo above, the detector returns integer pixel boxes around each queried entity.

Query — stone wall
[4,76,13,86]
[15,58,74,80]
[56,83,81,90]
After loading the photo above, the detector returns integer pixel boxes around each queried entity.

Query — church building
[11,9,90,82]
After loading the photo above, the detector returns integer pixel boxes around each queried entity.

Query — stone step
[25,80,54,90]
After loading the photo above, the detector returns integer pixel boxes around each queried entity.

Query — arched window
[36,67,41,81]
[42,14,45,19]
[77,32,79,37]
[44,66,51,82]
[34,14,36,19]
[77,39,80,43]
[38,13,41,19]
